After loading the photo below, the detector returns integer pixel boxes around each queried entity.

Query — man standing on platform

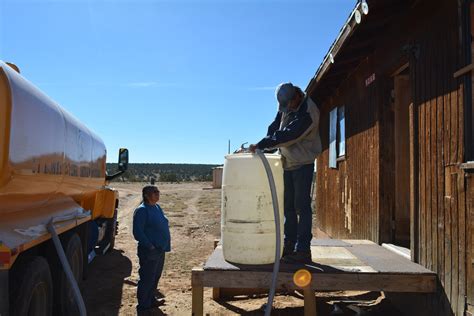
[250,82,321,263]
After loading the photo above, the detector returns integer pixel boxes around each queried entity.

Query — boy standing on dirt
[133,185,171,314]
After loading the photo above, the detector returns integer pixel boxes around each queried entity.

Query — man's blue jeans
[283,163,314,252]
[137,246,165,312]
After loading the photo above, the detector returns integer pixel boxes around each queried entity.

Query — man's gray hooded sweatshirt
[256,96,322,170]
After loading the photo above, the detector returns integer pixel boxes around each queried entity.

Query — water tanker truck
[0,61,129,315]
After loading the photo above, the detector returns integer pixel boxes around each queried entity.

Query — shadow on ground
[215,291,403,315]
[82,249,132,316]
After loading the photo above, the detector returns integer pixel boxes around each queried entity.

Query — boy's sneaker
[151,298,165,307]
[281,251,312,264]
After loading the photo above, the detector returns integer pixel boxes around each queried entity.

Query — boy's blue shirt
[133,203,171,252]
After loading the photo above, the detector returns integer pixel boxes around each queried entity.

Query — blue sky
[1,0,355,164]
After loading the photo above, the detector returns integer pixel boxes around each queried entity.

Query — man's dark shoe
[282,251,312,263]
[282,242,295,257]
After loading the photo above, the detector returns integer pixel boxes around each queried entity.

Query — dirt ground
[82,182,402,315]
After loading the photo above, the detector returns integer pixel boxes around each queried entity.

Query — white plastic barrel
[221,153,284,264]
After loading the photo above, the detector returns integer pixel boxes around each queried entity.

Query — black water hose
[255,149,281,316]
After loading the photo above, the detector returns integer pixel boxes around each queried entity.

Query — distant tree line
[106,163,221,182]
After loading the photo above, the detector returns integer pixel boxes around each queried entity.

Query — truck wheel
[10,256,53,316]
[55,233,83,315]
[105,209,118,252]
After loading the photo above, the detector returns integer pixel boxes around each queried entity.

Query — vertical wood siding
[467,174,474,314]
[414,8,467,314]
[316,58,380,242]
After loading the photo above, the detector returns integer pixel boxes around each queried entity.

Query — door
[393,74,411,248]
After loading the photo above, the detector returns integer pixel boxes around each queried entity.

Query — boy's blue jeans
[283,163,314,252]
[137,246,165,312]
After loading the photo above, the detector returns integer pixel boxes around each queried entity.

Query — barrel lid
[224,153,282,160]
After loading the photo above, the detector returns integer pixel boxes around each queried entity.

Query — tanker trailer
[0,61,129,316]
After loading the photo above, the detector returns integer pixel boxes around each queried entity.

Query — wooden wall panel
[436,24,446,291]
[412,4,467,314]
[467,174,474,313]
[315,59,380,242]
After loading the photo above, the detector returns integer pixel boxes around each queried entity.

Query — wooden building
[306,0,473,315]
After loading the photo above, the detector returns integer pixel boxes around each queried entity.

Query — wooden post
[303,286,317,316]
[212,287,220,300]
[212,240,220,299]
[192,268,204,316]
[192,285,204,316]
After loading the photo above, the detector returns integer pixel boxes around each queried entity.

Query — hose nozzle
[233,142,249,153]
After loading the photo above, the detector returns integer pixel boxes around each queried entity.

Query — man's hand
[249,144,257,153]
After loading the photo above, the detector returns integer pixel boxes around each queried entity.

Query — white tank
[221,153,284,264]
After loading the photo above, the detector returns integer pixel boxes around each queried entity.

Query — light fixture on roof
[361,0,369,15]
[354,9,362,24]
[329,53,335,64]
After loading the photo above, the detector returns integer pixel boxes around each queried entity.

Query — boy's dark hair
[142,185,157,204]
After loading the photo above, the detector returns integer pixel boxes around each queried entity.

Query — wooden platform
[191,239,437,315]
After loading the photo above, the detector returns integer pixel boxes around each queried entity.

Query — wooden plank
[451,173,459,311]
[194,269,436,293]
[444,26,452,166]
[408,46,419,263]
[409,100,419,262]
[369,80,375,242]
[191,269,204,316]
[468,174,474,312]
[460,162,474,170]
[311,239,352,247]
[436,30,446,288]
[451,72,459,165]
[453,63,474,78]
[304,286,317,316]
[373,74,381,244]
[430,35,438,274]
[457,170,467,316]
[444,26,453,302]
[346,244,433,274]
[212,287,220,300]
[426,39,433,271]
[341,239,376,245]
[444,179,453,303]
[419,37,427,267]
[214,288,268,298]
[469,4,474,308]
[444,19,457,302]
[456,13,465,316]
[458,73,465,165]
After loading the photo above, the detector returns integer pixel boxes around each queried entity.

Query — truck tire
[10,256,53,316]
[104,209,118,252]
[55,233,83,315]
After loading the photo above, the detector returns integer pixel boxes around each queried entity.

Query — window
[329,106,346,168]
